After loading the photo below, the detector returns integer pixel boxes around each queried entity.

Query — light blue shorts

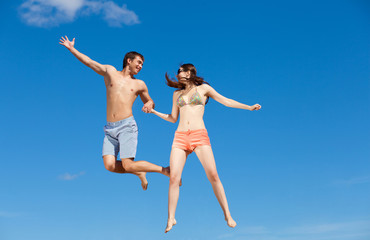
[102,116,138,159]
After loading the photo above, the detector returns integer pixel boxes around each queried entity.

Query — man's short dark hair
[122,51,144,69]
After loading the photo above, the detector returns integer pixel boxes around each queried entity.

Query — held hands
[250,104,261,111]
[59,36,75,50]
[142,101,154,113]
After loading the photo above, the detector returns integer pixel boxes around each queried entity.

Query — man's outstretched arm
[59,36,114,76]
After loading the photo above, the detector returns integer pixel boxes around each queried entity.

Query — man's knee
[122,158,135,172]
[103,155,116,172]
[104,162,115,172]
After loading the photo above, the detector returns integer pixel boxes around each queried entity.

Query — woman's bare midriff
[176,105,206,131]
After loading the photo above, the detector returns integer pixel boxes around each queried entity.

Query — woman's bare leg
[165,148,188,233]
[194,145,236,228]
[103,155,148,190]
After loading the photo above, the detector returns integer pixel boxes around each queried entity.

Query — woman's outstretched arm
[151,91,180,123]
[204,84,261,110]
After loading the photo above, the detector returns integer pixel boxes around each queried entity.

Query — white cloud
[18,0,139,27]
[101,2,139,27]
[58,171,85,180]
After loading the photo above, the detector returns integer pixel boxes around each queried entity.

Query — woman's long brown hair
[166,63,209,103]
[166,63,209,90]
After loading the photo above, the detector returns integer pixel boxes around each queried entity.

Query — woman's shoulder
[173,90,182,97]
[174,89,182,93]
[198,83,212,91]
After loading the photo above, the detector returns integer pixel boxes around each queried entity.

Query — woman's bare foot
[136,172,148,190]
[165,218,177,233]
[225,216,237,228]
[162,167,182,186]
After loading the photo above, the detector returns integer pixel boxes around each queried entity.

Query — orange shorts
[172,129,211,153]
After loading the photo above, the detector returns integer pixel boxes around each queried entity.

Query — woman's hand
[142,101,154,113]
[250,104,261,111]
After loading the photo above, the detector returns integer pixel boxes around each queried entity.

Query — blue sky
[1,0,369,239]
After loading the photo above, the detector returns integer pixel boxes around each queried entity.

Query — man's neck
[120,67,135,79]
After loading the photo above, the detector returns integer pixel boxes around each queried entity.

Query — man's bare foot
[165,218,177,233]
[226,216,237,228]
[162,166,171,177]
[137,172,148,191]
[163,167,182,186]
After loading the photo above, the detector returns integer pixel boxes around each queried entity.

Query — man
[59,36,169,190]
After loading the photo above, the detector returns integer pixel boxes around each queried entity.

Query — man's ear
[127,58,132,65]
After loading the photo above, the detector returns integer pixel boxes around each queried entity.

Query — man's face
[128,56,144,75]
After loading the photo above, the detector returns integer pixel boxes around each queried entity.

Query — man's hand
[59,36,75,50]
[142,101,154,113]
[250,104,262,111]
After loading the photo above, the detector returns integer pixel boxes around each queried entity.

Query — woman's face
[177,68,190,81]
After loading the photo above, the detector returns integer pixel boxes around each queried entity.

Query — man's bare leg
[134,172,149,190]
[103,155,148,190]
[121,158,171,177]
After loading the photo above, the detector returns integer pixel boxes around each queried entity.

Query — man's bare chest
[106,79,139,97]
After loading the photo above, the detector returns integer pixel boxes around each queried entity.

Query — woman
[150,64,261,233]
